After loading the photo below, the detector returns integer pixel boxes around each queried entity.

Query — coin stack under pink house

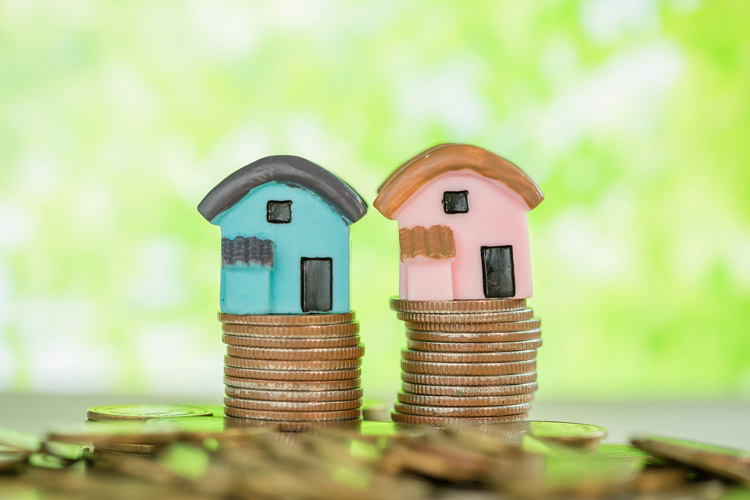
[374,144,544,425]
[198,155,367,429]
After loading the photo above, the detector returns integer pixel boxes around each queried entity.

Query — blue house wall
[211,181,351,314]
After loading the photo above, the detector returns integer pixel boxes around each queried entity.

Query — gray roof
[198,155,368,223]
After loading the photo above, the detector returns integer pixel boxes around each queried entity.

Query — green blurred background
[0,0,748,400]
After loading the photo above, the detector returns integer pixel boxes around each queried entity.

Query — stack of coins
[220,312,364,429]
[389,298,541,426]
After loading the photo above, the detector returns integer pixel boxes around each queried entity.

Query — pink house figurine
[374,144,544,301]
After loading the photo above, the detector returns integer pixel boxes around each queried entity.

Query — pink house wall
[394,169,533,300]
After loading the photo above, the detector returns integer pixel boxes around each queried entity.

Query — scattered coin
[224,366,362,381]
[406,338,542,352]
[224,407,361,421]
[87,404,213,421]
[401,359,536,376]
[224,356,361,371]
[632,436,750,486]
[402,381,538,397]
[391,412,528,426]
[528,421,608,450]
[219,311,355,325]
[224,376,361,391]
[397,392,535,407]
[402,349,537,363]
[222,322,359,337]
[225,386,363,402]
[397,309,534,324]
[401,372,538,386]
[225,344,365,361]
[390,297,527,313]
[597,444,655,462]
[224,397,362,412]
[222,334,360,348]
[406,319,541,333]
[362,398,390,421]
[394,402,530,417]
[94,442,157,454]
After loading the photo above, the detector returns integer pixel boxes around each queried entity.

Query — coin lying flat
[397,309,534,324]
[225,344,365,361]
[390,297,527,313]
[224,366,362,381]
[406,338,542,353]
[219,312,355,325]
[224,376,360,391]
[224,397,361,412]
[528,421,608,450]
[87,404,214,421]
[224,356,361,371]
[401,359,536,376]
[225,386,363,402]
[391,412,527,426]
[397,392,534,407]
[224,406,361,421]
[394,402,530,417]
[402,349,537,363]
[95,441,157,454]
[406,319,541,334]
[222,322,359,337]
[401,372,538,386]
[222,334,360,348]
[362,398,389,422]
[402,381,538,397]
[632,436,750,485]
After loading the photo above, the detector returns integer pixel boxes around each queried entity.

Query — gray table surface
[1,393,748,449]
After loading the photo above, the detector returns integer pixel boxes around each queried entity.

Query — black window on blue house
[267,200,292,223]
[443,191,469,214]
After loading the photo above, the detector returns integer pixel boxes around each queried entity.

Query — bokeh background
[1,0,748,401]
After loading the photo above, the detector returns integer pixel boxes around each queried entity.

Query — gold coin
[406,327,541,341]
[401,359,536,376]
[225,386,363,402]
[406,338,542,352]
[528,421,608,450]
[224,366,362,381]
[224,376,360,391]
[402,349,537,363]
[224,397,361,412]
[222,322,359,337]
[406,319,541,333]
[390,297,527,313]
[222,334,360,348]
[391,412,527,426]
[219,311,355,325]
[397,392,534,407]
[224,356,361,371]
[87,404,213,421]
[397,309,534,324]
[401,372,538,386]
[225,344,364,361]
[402,381,538,396]
[394,402,530,417]
[224,406,361,421]
[94,441,157,454]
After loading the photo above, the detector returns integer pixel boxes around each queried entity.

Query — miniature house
[374,144,543,301]
[198,156,367,315]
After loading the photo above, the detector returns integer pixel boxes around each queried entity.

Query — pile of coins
[389,298,541,425]
[220,312,364,429]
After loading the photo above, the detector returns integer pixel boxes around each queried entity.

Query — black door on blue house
[481,246,515,298]
[301,258,333,312]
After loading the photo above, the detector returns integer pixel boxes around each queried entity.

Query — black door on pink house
[481,246,515,298]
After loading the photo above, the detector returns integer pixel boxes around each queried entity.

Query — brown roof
[374,144,544,219]
[399,225,456,261]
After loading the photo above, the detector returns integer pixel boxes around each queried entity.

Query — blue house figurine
[198,155,368,315]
